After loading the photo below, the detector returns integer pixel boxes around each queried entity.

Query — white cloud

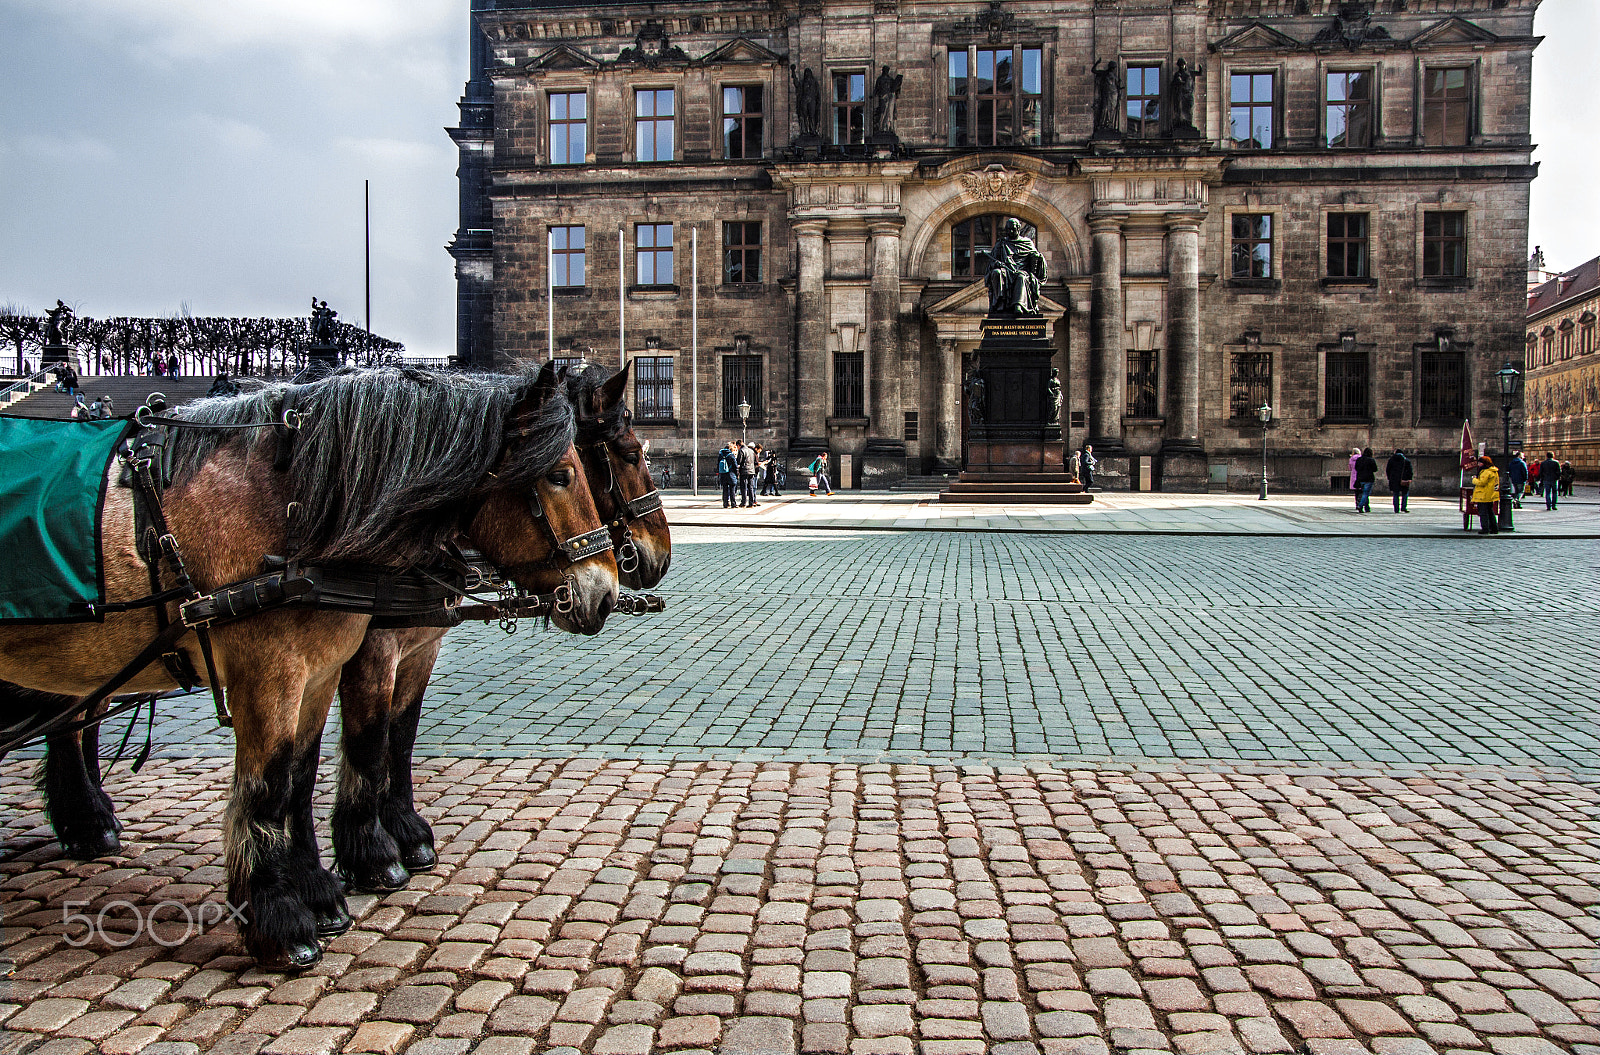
[0,133,115,163]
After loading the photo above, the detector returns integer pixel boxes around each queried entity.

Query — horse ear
[533,360,560,401]
[597,360,632,413]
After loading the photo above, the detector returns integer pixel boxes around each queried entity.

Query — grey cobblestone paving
[122,529,1600,771]
[0,757,1596,1055]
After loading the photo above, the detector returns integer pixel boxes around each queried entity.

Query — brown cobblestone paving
[0,757,1596,1055]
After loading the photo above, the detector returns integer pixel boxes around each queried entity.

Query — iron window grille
[551,355,585,373]
[722,354,763,422]
[1126,351,1159,417]
[1326,213,1370,279]
[723,222,762,284]
[635,224,673,286]
[550,226,586,288]
[549,92,587,165]
[1418,350,1465,422]
[1422,211,1467,279]
[1126,66,1162,138]
[722,85,763,159]
[1231,215,1273,279]
[1229,352,1273,422]
[1229,73,1275,149]
[1325,70,1373,148]
[951,214,1037,278]
[834,352,864,418]
[634,356,675,421]
[1422,67,1470,147]
[1325,352,1370,422]
[635,89,675,162]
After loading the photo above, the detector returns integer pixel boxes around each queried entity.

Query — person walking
[1559,460,1575,498]
[1472,456,1501,534]
[718,441,738,508]
[1354,447,1378,513]
[1539,451,1561,510]
[808,451,833,496]
[1347,447,1362,510]
[1385,448,1413,513]
[1078,445,1097,490]
[758,446,780,496]
[737,440,759,508]
[1508,452,1528,509]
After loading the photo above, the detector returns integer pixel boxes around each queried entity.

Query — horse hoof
[400,843,437,872]
[314,905,352,939]
[340,860,410,893]
[60,829,122,859]
[281,941,323,971]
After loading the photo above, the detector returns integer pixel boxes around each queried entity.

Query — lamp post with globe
[1496,362,1522,532]
[1257,402,1273,501]
[738,399,751,445]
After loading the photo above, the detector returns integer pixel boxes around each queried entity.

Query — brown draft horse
[329,361,672,891]
[0,363,618,967]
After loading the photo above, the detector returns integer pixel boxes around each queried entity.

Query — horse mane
[169,365,575,565]
[564,362,630,441]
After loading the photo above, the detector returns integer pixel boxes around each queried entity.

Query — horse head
[466,361,618,634]
[568,361,672,589]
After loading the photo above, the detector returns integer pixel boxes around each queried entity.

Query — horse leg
[379,637,443,873]
[331,634,410,892]
[286,725,351,940]
[39,711,123,859]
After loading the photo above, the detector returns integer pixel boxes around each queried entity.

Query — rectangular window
[1422,211,1467,278]
[635,88,675,162]
[948,51,969,146]
[552,355,585,372]
[550,226,585,288]
[1584,324,1596,355]
[904,411,919,441]
[723,222,762,284]
[549,91,587,165]
[1019,47,1042,145]
[634,356,675,421]
[1326,213,1369,279]
[1229,72,1275,149]
[1561,328,1574,360]
[1422,67,1470,147]
[722,85,763,159]
[833,351,864,418]
[635,223,673,286]
[722,354,763,422]
[1231,214,1273,279]
[1325,352,1369,422]
[1229,352,1273,422]
[833,71,866,147]
[1126,65,1161,138]
[1326,70,1372,148]
[1418,350,1465,422]
[975,47,1014,146]
[1126,351,1159,417]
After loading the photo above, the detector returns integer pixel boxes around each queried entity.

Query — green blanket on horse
[0,416,130,623]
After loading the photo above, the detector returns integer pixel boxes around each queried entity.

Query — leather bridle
[577,411,663,576]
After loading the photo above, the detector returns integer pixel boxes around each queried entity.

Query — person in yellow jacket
[1471,456,1501,534]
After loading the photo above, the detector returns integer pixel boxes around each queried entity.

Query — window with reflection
[1231,215,1273,279]
[635,223,673,286]
[723,222,761,284]
[550,226,585,288]
[549,91,587,165]
[947,46,1042,146]
[1326,70,1373,148]
[1126,66,1161,138]
[722,85,763,159]
[1229,73,1275,149]
[951,215,1037,278]
[1422,211,1467,279]
[635,89,675,162]
[1423,67,1470,147]
[833,71,866,147]
[1326,213,1370,280]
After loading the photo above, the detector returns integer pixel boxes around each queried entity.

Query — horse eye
[623,452,641,466]
[545,470,571,487]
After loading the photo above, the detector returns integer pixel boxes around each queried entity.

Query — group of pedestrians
[1347,446,1417,513]
[69,394,114,421]
[1508,451,1573,508]
[717,440,785,508]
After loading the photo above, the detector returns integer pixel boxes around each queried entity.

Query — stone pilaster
[1163,217,1202,451]
[865,219,906,464]
[1089,216,1125,452]
[936,337,961,473]
[793,220,828,451]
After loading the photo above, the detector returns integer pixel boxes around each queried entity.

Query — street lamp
[1497,361,1522,532]
[1257,401,1273,501]
[738,399,751,444]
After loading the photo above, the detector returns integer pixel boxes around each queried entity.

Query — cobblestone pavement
[127,529,1600,771]
[0,757,1596,1055]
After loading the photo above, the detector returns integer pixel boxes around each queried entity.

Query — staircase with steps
[892,474,956,491]
[1,376,219,419]
[938,470,1094,504]
[0,377,52,409]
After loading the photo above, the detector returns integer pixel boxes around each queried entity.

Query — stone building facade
[448,0,1540,491]
[1524,252,1600,476]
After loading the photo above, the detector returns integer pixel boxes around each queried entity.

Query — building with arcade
[448,0,1540,491]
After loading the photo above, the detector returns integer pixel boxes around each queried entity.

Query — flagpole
[618,226,626,369]
[364,179,371,335]
[691,224,699,496]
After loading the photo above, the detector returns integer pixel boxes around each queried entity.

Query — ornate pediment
[1311,4,1393,50]
[934,1,1049,46]
[960,166,1033,204]
[699,38,782,66]
[1408,17,1500,49]
[527,44,600,71]
[1211,21,1305,54]
[616,20,689,66]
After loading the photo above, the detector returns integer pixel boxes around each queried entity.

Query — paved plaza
[1,502,1596,1055]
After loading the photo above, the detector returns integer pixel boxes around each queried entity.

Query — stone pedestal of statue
[309,342,339,365]
[39,344,73,367]
[943,316,1092,504]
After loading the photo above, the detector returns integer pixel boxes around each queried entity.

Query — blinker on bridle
[578,436,662,576]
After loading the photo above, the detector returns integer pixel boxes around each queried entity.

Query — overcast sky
[0,1,1591,357]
